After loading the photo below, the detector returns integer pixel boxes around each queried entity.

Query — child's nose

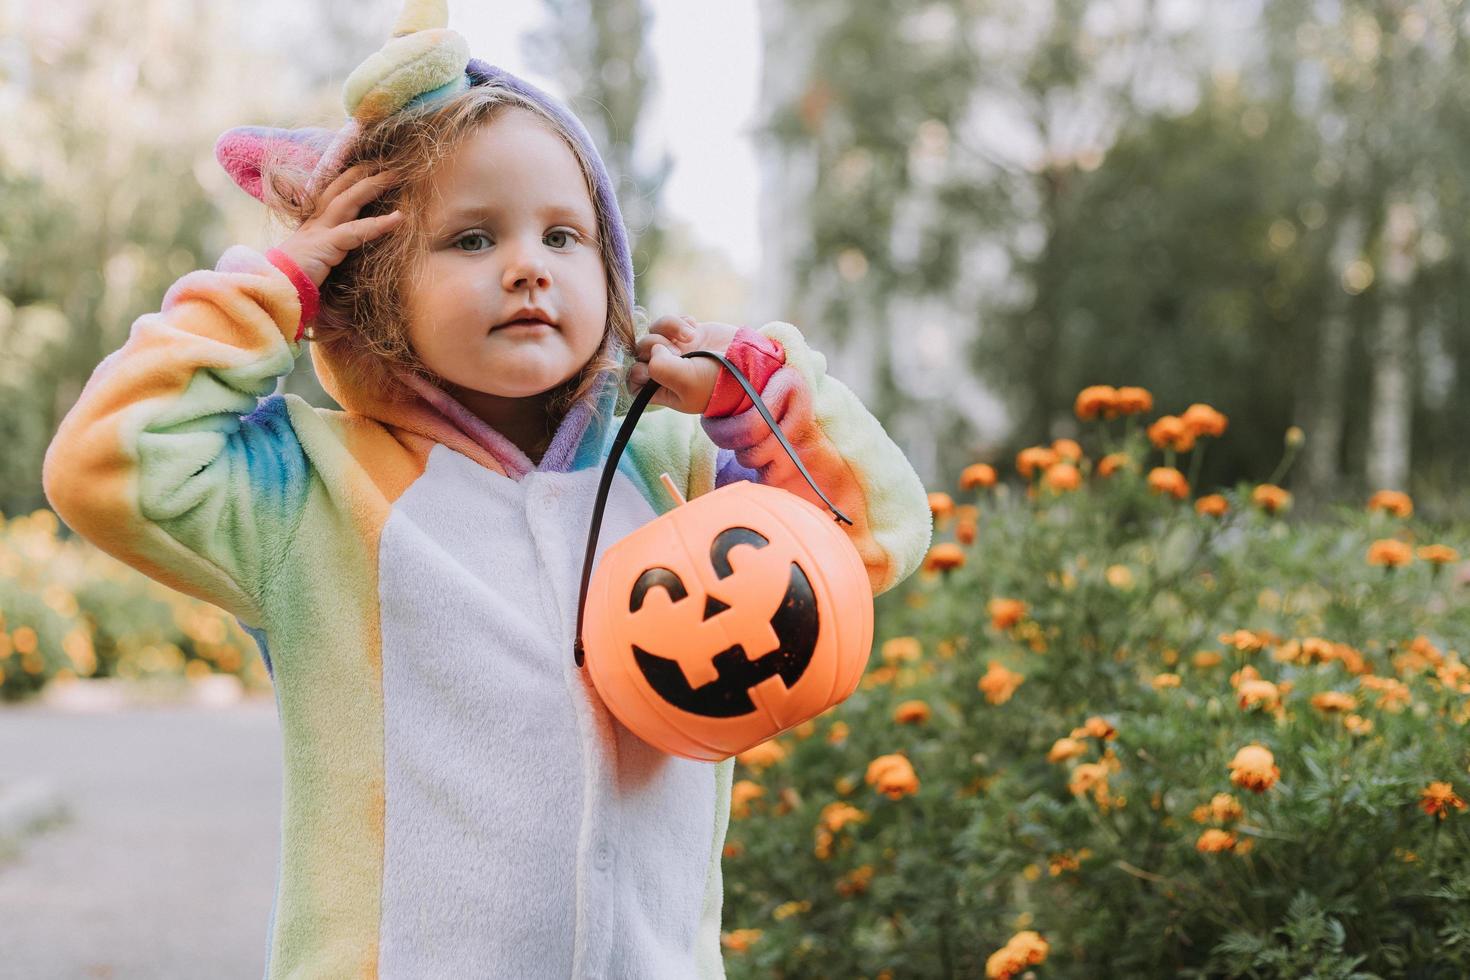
[503,247,551,292]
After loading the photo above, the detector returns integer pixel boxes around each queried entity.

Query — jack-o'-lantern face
[626,526,819,718]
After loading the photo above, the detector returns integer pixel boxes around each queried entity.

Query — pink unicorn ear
[214,125,339,202]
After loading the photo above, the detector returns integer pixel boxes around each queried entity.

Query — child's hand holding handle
[628,314,740,414]
[274,164,406,288]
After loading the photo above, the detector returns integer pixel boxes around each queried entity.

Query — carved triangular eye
[702,596,731,621]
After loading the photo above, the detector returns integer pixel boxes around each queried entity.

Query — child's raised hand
[275,164,406,288]
[628,315,741,414]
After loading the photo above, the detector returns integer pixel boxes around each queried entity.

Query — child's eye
[546,228,581,250]
[456,232,492,253]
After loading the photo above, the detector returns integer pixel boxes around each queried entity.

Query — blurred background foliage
[2,0,1468,521]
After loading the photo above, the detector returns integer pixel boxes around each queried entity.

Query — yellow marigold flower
[1367,538,1413,568]
[1147,415,1197,453]
[1367,489,1413,518]
[1097,452,1131,478]
[1044,461,1082,492]
[1311,691,1356,713]
[1047,736,1087,763]
[1196,494,1229,517]
[1192,792,1244,824]
[1070,716,1118,741]
[819,801,867,833]
[1251,484,1292,514]
[1115,386,1153,415]
[731,780,766,819]
[1417,544,1459,564]
[1147,466,1190,500]
[861,665,898,690]
[1237,678,1281,712]
[835,864,874,897]
[979,661,1025,705]
[1051,438,1083,461]
[1343,714,1373,736]
[1016,446,1059,479]
[737,739,788,772]
[12,627,38,655]
[1196,828,1238,853]
[1181,403,1229,438]
[1152,672,1182,690]
[988,597,1028,631]
[828,721,850,746]
[1193,650,1223,668]
[721,928,763,953]
[928,492,955,520]
[881,636,922,664]
[986,930,1050,979]
[865,753,920,800]
[1420,782,1467,820]
[960,463,997,490]
[1075,385,1119,421]
[1228,744,1280,793]
[893,700,931,725]
[1105,564,1135,589]
[773,899,811,921]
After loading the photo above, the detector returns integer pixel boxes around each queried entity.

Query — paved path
[0,700,281,979]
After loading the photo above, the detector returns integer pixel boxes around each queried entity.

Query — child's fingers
[329,211,404,251]
[322,171,396,227]
[634,332,683,362]
[314,163,375,214]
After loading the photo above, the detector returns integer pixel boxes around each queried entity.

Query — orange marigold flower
[924,543,966,573]
[1367,539,1413,568]
[1237,678,1281,712]
[1147,415,1196,453]
[928,491,955,520]
[960,463,997,490]
[957,518,978,545]
[1181,403,1229,438]
[893,700,931,725]
[731,780,766,819]
[722,840,744,859]
[1251,484,1292,514]
[1070,716,1118,741]
[819,801,867,833]
[1230,664,1261,689]
[1196,494,1229,517]
[1152,673,1182,690]
[1193,650,1223,668]
[1047,737,1087,763]
[979,661,1025,705]
[1096,452,1131,478]
[1016,446,1060,479]
[1074,385,1119,421]
[737,739,788,771]
[1069,762,1112,802]
[988,597,1028,630]
[865,753,920,800]
[881,636,922,664]
[1147,466,1190,500]
[835,864,874,897]
[1367,489,1413,518]
[1051,438,1084,462]
[827,721,850,746]
[1417,544,1459,564]
[1228,744,1280,793]
[1343,714,1374,735]
[1044,462,1082,492]
[1114,386,1154,415]
[1311,691,1356,713]
[1196,828,1238,853]
[1219,629,1270,653]
[1420,782,1467,820]
[721,928,763,953]
[1191,792,1244,824]
[986,931,1050,980]
[1359,674,1411,711]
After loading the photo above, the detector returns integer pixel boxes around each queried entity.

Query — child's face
[405,108,608,401]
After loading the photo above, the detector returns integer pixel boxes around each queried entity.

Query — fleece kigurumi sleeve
[42,245,312,627]
[701,321,934,597]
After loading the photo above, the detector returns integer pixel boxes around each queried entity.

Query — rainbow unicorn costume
[42,2,933,976]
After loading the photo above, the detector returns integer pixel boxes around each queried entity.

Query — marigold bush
[722,394,1470,979]
[0,510,270,699]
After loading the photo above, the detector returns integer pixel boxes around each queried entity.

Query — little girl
[42,2,932,977]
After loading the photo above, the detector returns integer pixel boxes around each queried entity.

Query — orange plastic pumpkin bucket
[574,349,874,761]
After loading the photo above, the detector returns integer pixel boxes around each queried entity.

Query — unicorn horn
[343,0,471,125]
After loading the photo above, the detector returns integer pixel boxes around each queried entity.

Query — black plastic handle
[572,348,853,668]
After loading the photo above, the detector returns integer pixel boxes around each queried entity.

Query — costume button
[594,839,613,871]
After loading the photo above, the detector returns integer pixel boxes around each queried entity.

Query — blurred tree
[524,0,671,293]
